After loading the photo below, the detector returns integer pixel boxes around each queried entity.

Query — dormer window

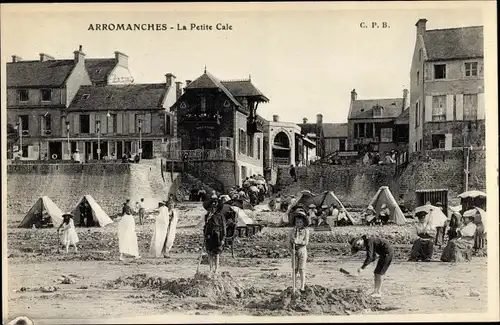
[82,94,90,100]
[373,105,383,117]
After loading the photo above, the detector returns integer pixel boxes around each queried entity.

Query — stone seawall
[7,161,180,222]
[276,149,486,208]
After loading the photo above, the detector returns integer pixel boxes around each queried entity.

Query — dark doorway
[117,141,123,158]
[141,141,153,159]
[85,141,92,160]
[124,141,132,156]
[49,142,62,160]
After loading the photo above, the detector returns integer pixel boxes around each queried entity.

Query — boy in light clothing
[287,211,310,292]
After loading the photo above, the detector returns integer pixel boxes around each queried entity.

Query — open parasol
[458,190,486,199]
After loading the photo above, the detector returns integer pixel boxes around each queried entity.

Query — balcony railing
[272,157,290,167]
[163,148,234,161]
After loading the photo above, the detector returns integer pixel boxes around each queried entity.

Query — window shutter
[144,113,152,133]
[129,113,135,133]
[117,113,123,134]
[477,93,485,120]
[101,113,108,134]
[445,95,454,121]
[455,94,464,120]
[89,114,95,134]
[424,96,433,122]
[122,113,129,134]
[444,133,453,150]
[73,114,80,134]
[107,114,113,134]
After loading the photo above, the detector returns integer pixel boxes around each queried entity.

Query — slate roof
[424,26,483,61]
[322,123,348,138]
[85,59,117,85]
[68,84,168,111]
[221,80,269,102]
[394,108,410,125]
[297,123,318,136]
[349,98,404,119]
[186,72,241,107]
[185,72,269,107]
[6,60,76,88]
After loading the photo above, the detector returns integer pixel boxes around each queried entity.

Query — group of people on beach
[56,197,179,260]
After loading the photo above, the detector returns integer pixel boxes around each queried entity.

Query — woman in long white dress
[163,200,179,257]
[149,202,170,258]
[118,205,140,261]
[57,213,79,254]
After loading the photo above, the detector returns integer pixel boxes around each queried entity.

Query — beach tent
[289,190,355,225]
[18,196,64,228]
[71,195,113,227]
[367,186,406,225]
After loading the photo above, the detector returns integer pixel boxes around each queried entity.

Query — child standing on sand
[287,210,310,292]
[350,235,394,298]
[57,213,79,254]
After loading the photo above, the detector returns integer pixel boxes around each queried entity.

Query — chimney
[303,117,308,124]
[114,51,129,67]
[351,89,357,101]
[165,73,176,88]
[11,55,22,63]
[185,80,192,87]
[273,115,279,122]
[316,114,323,125]
[73,45,85,64]
[175,81,183,100]
[39,53,54,62]
[402,89,409,112]
[416,18,427,36]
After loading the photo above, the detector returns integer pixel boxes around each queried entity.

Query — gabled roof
[322,123,348,138]
[68,84,168,111]
[186,72,241,107]
[349,98,404,119]
[85,59,117,85]
[297,123,318,136]
[6,60,76,88]
[424,26,483,61]
[221,79,269,102]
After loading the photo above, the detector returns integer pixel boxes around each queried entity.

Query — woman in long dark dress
[203,200,226,275]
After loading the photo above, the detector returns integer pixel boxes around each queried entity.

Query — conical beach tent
[71,195,113,227]
[18,196,64,228]
[289,190,355,225]
[367,186,406,225]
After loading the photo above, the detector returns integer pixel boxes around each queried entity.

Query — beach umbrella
[458,190,486,199]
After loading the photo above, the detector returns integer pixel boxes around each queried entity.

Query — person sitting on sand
[118,205,140,261]
[441,213,476,262]
[408,207,437,262]
[288,211,310,292]
[363,205,377,225]
[204,201,227,276]
[308,204,318,226]
[350,235,394,298]
[57,213,79,254]
[379,204,391,225]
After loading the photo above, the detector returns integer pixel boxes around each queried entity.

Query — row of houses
[6,18,485,188]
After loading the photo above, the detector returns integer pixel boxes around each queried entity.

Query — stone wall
[276,148,486,208]
[188,160,236,191]
[7,160,180,223]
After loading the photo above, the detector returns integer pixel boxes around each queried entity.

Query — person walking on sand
[288,210,310,292]
[149,201,170,258]
[204,200,227,276]
[138,198,146,225]
[57,213,79,254]
[163,199,179,257]
[349,235,394,298]
[118,205,140,261]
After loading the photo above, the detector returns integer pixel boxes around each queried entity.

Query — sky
[1,3,485,124]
